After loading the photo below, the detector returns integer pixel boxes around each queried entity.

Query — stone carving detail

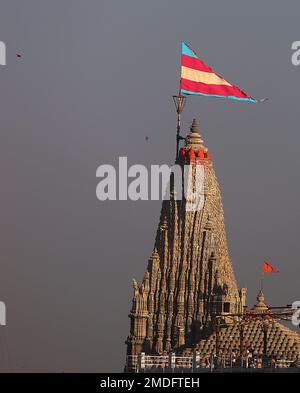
[125,119,300,363]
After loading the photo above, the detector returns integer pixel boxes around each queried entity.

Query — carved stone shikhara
[125,119,300,367]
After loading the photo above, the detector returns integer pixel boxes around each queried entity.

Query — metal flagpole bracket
[173,94,186,159]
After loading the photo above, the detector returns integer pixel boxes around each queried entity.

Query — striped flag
[180,42,266,103]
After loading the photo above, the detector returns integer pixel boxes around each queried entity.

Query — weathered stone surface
[125,119,300,364]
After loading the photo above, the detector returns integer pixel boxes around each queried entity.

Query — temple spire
[126,117,240,360]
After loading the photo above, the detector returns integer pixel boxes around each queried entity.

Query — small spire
[190,118,200,133]
[204,215,213,231]
[160,217,168,230]
[185,118,204,148]
[257,290,265,303]
[151,247,160,260]
[253,290,269,312]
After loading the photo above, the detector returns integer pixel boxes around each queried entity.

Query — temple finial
[253,290,269,312]
[190,118,199,133]
[185,118,204,148]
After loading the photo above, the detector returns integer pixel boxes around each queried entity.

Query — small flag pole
[173,43,187,160]
[260,271,264,292]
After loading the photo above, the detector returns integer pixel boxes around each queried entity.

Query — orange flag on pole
[263,261,279,273]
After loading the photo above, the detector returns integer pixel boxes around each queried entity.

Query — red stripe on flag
[181,78,250,99]
[181,54,214,73]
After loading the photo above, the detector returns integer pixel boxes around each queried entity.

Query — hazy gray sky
[0,0,299,372]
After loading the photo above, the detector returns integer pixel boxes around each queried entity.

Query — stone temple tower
[126,119,246,358]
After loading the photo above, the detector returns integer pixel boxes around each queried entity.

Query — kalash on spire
[124,43,299,372]
[179,118,209,159]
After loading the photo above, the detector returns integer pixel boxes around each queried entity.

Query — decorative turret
[252,290,269,313]
[239,287,247,311]
[185,119,204,149]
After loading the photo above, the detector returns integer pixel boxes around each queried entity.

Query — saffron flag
[180,42,266,103]
[263,261,279,273]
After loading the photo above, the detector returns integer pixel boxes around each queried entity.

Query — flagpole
[173,43,187,160]
[173,93,186,159]
[260,271,264,292]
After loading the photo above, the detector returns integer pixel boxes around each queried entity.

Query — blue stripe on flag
[180,89,258,103]
[182,42,197,58]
